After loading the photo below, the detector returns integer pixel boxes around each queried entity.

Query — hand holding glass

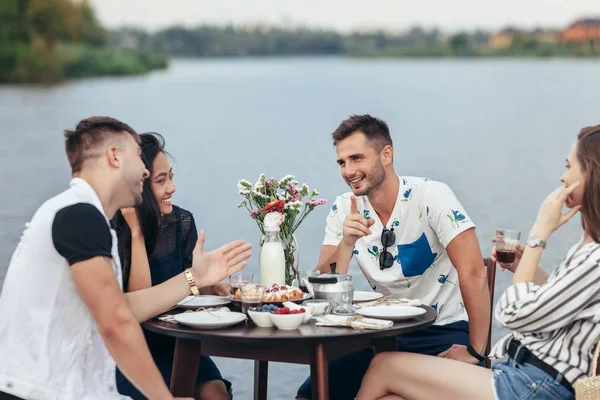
[494,229,521,268]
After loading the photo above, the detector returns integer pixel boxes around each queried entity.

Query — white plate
[173,311,246,329]
[352,291,384,303]
[177,295,231,309]
[356,305,426,321]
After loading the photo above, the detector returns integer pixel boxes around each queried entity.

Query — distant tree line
[0,0,166,84]
[107,26,492,58]
[108,25,595,59]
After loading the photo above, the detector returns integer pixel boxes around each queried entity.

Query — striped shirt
[490,240,600,385]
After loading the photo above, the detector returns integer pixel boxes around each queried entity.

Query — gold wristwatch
[184,268,200,296]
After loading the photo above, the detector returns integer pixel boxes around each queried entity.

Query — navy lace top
[144,205,197,363]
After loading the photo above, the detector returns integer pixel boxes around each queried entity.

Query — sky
[90,0,600,33]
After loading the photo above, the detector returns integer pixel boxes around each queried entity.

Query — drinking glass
[294,270,317,294]
[333,292,357,316]
[495,229,521,269]
[229,272,254,297]
[239,284,266,314]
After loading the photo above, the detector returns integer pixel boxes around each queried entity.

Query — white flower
[238,180,252,195]
[285,200,302,210]
[264,211,284,228]
[253,191,268,199]
[238,179,252,188]
[278,174,295,188]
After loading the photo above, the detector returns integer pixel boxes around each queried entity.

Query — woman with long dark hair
[113,133,232,400]
[356,125,600,400]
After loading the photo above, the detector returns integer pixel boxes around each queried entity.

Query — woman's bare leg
[356,352,495,400]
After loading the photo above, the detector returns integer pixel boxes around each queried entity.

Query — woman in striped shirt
[356,124,600,400]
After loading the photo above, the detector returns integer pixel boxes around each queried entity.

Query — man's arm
[422,182,489,363]
[315,243,353,274]
[446,228,490,357]
[72,257,173,400]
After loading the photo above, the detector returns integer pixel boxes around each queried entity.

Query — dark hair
[113,132,170,291]
[332,114,393,151]
[577,124,600,242]
[64,116,138,174]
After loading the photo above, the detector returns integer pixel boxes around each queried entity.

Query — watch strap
[184,268,200,296]
[528,236,547,249]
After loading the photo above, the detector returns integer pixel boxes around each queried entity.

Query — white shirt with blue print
[324,175,475,326]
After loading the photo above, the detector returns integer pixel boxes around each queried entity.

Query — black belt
[507,340,574,393]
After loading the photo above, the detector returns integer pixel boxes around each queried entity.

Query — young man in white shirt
[0,117,252,400]
[296,114,490,400]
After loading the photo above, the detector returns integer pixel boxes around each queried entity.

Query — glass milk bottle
[260,227,286,286]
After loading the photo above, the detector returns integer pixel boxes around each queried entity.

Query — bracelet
[466,345,486,362]
[184,268,200,296]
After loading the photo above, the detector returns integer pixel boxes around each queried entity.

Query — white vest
[0,178,130,400]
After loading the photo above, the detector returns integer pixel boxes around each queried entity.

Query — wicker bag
[575,341,600,399]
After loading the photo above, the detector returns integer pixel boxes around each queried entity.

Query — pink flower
[286,181,299,195]
[290,193,301,202]
[308,199,328,207]
[249,209,261,219]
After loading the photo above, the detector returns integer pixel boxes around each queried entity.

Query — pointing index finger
[350,195,358,215]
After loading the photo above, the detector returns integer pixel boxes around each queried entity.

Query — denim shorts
[492,358,574,400]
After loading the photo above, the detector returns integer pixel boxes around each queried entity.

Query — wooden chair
[483,257,496,368]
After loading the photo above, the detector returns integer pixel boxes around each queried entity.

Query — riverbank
[2,44,168,85]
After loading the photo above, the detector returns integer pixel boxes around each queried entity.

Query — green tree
[76,0,106,46]
[449,32,470,56]
[24,0,81,51]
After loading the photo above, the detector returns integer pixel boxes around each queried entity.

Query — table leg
[310,343,329,400]
[372,336,398,354]
[253,360,268,400]
[170,338,202,397]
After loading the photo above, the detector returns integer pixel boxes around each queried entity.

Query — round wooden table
[144,305,436,400]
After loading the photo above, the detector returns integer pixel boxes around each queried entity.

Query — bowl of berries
[268,306,306,330]
[247,304,279,328]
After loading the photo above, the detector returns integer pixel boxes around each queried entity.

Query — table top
[143,305,437,343]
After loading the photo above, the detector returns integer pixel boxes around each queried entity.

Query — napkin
[315,315,393,330]
[354,296,421,309]
[159,306,230,324]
